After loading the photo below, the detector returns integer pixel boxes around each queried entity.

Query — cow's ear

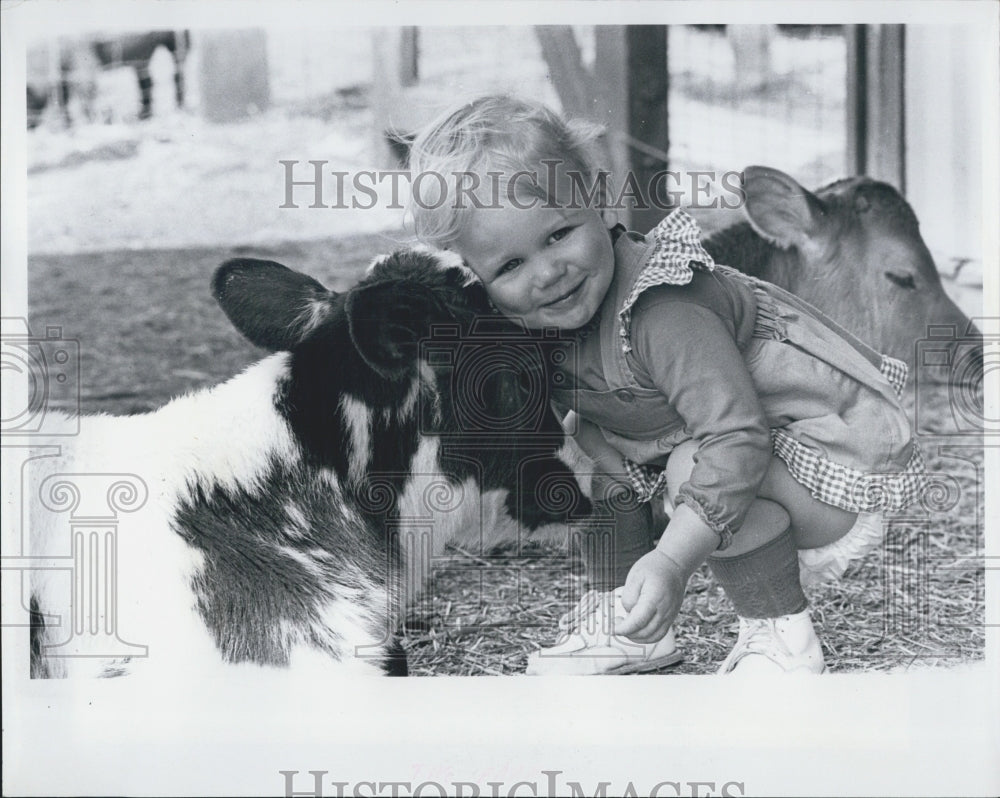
[741,165,825,249]
[346,281,447,380]
[213,259,334,351]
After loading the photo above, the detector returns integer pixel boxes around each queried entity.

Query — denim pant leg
[580,476,657,591]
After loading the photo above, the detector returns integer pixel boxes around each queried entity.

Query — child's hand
[615,550,688,643]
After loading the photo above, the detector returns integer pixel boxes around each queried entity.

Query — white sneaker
[717,609,827,674]
[525,588,683,675]
[798,512,884,589]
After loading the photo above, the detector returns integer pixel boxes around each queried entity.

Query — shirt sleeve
[629,294,772,547]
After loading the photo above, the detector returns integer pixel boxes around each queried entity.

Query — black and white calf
[28,249,593,679]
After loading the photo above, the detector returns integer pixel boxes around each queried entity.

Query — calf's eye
[885,271,917,290]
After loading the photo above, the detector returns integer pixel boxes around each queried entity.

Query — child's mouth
[543,280,585,309]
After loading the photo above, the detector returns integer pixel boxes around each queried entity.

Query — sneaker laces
[720,617,796,672]
[526,587,682,674]
[554,589,634,650]
[558,589,603,633]
[739,618,780,654]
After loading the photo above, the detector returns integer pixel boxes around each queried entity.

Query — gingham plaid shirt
[619,209,717,355]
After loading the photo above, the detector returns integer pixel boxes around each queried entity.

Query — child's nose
[534,256,567,286]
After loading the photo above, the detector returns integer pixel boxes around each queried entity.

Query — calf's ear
[213,259,334,351]
[346,281,448,380]
[741,165,825,249]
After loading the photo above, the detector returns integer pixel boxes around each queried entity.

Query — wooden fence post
[399,27,419,88]
[594,26,669,234]
[372,28,425,168]
[846,24,905,189]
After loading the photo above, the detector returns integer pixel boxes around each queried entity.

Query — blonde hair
[406,94,609,247]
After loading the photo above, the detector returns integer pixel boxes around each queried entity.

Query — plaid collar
[618,209,716,354]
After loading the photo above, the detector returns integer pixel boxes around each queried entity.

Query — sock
[708,528,807,619]
[580,487,656,591]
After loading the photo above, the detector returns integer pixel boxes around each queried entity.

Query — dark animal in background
[56,30,190,124]
[28,249,592,679]
[702,165,982,382]
[26,85,50,130]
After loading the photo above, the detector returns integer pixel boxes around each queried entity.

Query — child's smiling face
[453,199,617,330]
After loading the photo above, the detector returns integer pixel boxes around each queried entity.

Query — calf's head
[212,250,591,539]
[736,165,982,386]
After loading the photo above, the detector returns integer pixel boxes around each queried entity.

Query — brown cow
[701,166,982,386]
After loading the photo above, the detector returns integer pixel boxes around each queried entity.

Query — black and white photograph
[2,1,998,796]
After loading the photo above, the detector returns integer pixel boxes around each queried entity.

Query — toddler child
[406,94,927,674]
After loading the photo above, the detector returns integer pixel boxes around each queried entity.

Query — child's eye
[498,258,523,275]
[549,226,574,243]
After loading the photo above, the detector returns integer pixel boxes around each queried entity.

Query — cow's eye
[885,271,917,290]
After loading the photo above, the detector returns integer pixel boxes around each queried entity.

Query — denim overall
[551,212,926,549]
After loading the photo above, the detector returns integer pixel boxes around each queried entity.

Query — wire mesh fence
[667,24,848,194]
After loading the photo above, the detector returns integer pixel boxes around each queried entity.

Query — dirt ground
[27,233,403,415]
